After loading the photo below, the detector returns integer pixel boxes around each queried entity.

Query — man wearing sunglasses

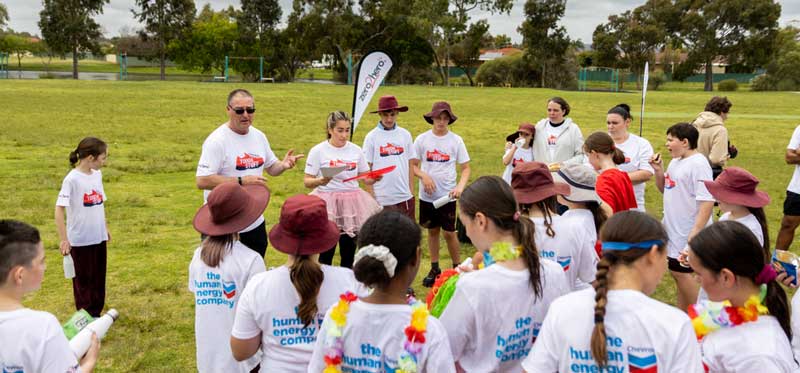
[196,88,304,257]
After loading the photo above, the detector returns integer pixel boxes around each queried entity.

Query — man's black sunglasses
[229,106,256,115]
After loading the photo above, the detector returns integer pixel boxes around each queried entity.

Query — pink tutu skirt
[310,189,382,237]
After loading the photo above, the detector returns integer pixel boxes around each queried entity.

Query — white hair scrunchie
[353,244,398,278]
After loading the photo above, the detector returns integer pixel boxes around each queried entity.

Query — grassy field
[1,80,799,371]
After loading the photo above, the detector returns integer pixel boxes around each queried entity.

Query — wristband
[238,176,243,185]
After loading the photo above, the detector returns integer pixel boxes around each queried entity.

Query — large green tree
[38,0,108,79]
[132,0,195,80]
[519,0,572,88]
[169,4,237,76]
[233,0,281,81]
[450,20,490,86]
[0,2,8,30]
[666,0,781,91]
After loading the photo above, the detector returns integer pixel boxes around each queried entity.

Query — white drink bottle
[433,194,456,209]
[69,309,119,358]
[63,254,75,279]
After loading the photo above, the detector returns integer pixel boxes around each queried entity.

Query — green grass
[2,80,799,371]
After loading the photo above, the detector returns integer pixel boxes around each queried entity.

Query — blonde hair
[326,111,351,139]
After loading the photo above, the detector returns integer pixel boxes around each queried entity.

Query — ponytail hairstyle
[607,103,632,121]
[326,110,351,139]
[355,210,421,289]
[585,201,608,237]
[584,132,625,165]
[460,176,543,298]
[290,254,324,328]
[689,221,791,341]
[591,211,668,368]
[746,206,770,252]
[200,233,236,268]
[518,196,558,238]
[69,137,108,167]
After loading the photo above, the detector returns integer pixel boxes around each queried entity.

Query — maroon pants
[71,241,107,317]
[383,197,416,221]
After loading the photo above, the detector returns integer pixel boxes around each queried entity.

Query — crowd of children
[5,92,800,373]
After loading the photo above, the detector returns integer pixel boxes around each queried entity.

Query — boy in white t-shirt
[0,220,100,373]
[649,122,714,312]
[362,95,417,220]
[411,101,471,287]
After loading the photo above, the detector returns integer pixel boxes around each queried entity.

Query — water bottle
[433,194,456,209]
[63,254,75,279]
[515,137,526,149]
[69,309,119,358]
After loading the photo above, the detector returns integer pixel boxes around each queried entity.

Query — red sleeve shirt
[596,168,638,213]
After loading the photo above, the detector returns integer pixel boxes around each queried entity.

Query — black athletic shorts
[784,191,800,216]
[419,200,457,232]
[668,256,693,273]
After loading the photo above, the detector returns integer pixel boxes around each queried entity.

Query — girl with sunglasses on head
[688,221,796,372]
[502,123,536,184]
[523,211,703,373]
[438,176,569,372]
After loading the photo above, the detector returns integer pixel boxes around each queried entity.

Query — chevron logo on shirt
[82,190,104,207]
[222,281,236,299]
[628,348,657,373]
[2,364,24,373]
[426,149,450,162]
[664,174,677,190]
[557,256,571,271]
[235,153,264,170]
[329,159,357,171]
[379,143,404,157]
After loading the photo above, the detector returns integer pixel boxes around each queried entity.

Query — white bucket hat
[551,163,602,204]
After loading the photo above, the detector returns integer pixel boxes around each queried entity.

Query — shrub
[718,79,738,91]
[648,71,665,91]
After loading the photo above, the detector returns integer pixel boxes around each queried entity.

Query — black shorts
[419,200,457,232]
[784,191,800,216]
[668,257,693,273]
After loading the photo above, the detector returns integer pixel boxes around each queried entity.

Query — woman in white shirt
[606,103,654,211]
[304,111,382,268]
[523,211,703,373]
[532,97,585,167]
[230,194,364,373]
[688,221,796,372]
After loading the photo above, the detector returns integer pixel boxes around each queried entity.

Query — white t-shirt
[413,130,470,202]
[308,300,456,373]
[0,308,81,373]
[438,261,569,372]
[558,209,598,290]
[787,125,800,194]
[523,288,703,373]
[502,146,535,184]
[196,124,279,232]
[791,291,800,361]
[546,122,569,160]
[662,153,714,258]
[530,215,598,290]
[362,124,417,205]
[188,241,266,373]
[231,265,364,373]
[56,169,108,247]
[702,316,797,373]
[719,212,764,246]
[615,134,655,211]
[305,141,370,193]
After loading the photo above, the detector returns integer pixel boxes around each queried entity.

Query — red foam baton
[343,165,396,182]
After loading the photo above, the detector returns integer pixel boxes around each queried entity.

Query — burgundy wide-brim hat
[511,161,570,204]
[370,95,409,114]
[506,123,536,142]
[194,182,270,236]
[424,101,458,124]
[703,167,770,208]
[269,194,340,256]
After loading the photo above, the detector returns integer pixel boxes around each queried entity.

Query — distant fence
[579,68,759,84]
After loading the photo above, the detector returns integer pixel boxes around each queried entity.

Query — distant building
[478,47,523,62]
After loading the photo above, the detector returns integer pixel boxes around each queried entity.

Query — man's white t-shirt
[719,212,764,246]
[56,169,108,247]
[546,122,569,160]
[702,316,797,372]
[196,124,278,232]
[232,265,363,373]
[0,308,81,373]
[438,261,569,372]
[502,146,535,184]
[662,153,714,258]
[308,300,456,373]
[787,125,800,194]
[188,241,266,373]
[522,289,703,373]
[413,130,470,202]
[530,215,598,290]
[362,124,417,205]
[305,141,370,193]
[615,134,655,211]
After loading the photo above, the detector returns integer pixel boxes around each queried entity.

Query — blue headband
[601,240,663,251]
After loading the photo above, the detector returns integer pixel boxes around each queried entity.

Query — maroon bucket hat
[370,95,409,113]
[268,194,340,256]
[423,101,458,124]
[506,123,536,142]
[193,182,270,236]
[703,167,770,208]
[511,161,570,204]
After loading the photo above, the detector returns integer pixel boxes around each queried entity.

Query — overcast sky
[4,0,800,44]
